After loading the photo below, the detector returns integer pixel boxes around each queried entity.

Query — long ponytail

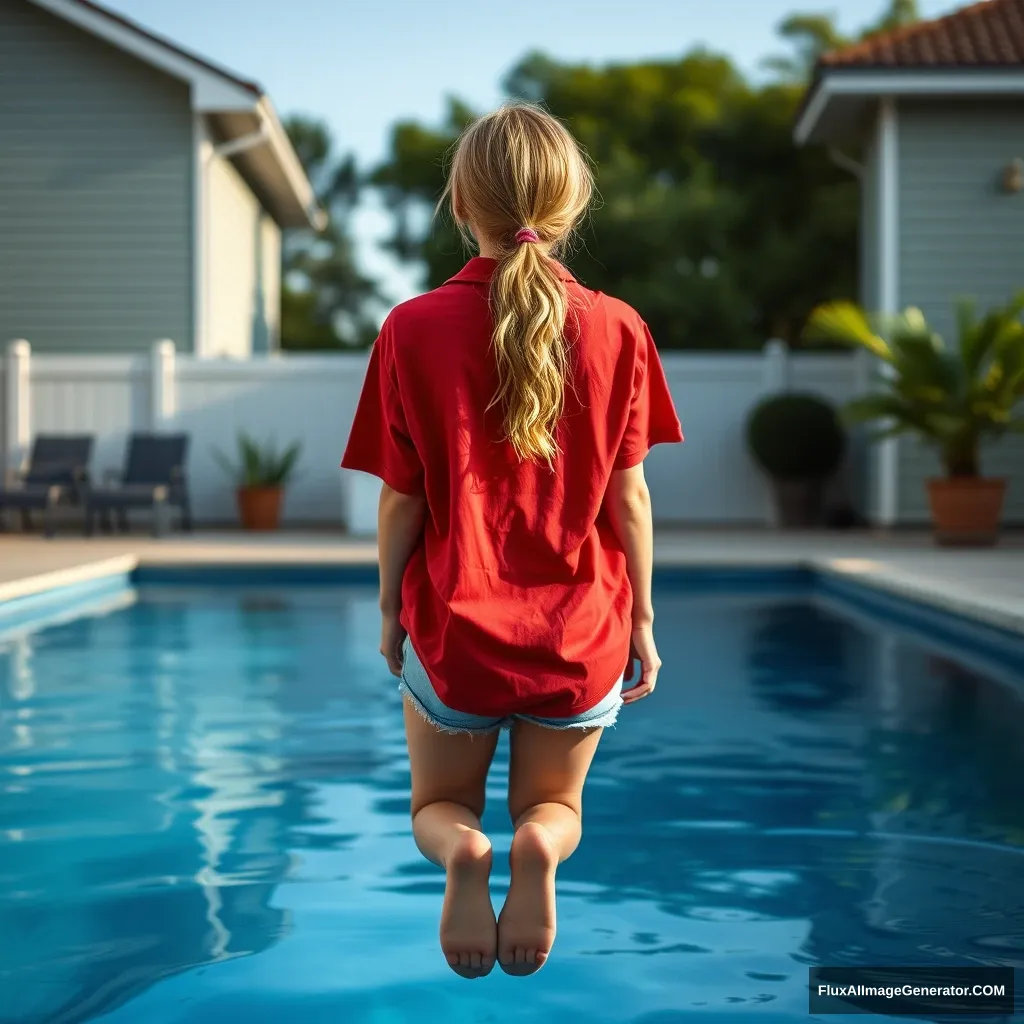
[441,104,593,467]
[488,237,570,465]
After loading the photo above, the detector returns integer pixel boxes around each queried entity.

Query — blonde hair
[440,103,593,466]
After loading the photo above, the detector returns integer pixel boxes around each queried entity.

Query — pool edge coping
[807,556,1024,637]
[0,550,1021,638]
[0,555,140,605]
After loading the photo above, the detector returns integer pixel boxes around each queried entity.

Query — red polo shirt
[341,257,682,717]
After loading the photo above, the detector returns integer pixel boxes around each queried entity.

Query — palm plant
[804,295,1024,477]
[213,434,302,488]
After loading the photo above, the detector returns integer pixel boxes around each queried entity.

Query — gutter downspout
[876,97,900,528]
[197,118,271,358]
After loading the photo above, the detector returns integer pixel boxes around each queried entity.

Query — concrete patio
[1,528,1023,636]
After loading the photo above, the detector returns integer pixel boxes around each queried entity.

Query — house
[795,0,1024,526]
[0,0,323,359]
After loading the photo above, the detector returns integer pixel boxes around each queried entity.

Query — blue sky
[105,0,957,302]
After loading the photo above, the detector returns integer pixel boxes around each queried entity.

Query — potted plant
[213,433,301,531]
[805,296,1024,546]
[746,393,847,527]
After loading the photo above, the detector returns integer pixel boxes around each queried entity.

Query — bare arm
[605,464,654,625]
[377,483,428,674]
[604,463,661,701]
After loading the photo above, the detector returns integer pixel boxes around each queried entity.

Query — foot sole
[441,831,497,979]
[497,822,558,976]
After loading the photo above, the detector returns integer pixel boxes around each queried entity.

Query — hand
[622,622,660,704]
[380,611,407,678]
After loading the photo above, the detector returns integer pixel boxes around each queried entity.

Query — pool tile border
[0,550,1021,641]
[0,572,135,637]
[809,557,1024,637]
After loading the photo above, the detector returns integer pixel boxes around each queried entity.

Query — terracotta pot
[926,477,1006,547]
[236,486,284,531]
[771,478,826,528]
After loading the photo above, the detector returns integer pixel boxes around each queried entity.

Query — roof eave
[258,99,328,231]
[30,0,324,230]
[795,66,1024,146]
[208,109,326,231]
[31,0,259,110]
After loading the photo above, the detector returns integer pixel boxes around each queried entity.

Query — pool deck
[1,529,1023,635]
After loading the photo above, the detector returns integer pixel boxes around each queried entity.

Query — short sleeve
[614,320,684,470]
[340,319,425,496]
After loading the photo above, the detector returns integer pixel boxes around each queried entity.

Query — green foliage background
[281,2,918,351]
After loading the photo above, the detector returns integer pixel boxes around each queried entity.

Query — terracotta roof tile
[820,0,1024,69]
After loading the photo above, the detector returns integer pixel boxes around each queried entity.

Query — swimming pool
[1,570,1022,1023]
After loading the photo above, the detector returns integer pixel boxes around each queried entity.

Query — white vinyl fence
[2,338,866,530]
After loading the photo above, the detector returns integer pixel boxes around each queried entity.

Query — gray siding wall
[0,0,193,354]
[896,99,1024,523]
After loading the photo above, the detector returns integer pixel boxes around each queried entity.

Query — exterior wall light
[1002,158,1024,194]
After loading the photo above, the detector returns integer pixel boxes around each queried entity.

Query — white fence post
[762,338,789,392]
[151,339,177,429]
[4,340,31,486]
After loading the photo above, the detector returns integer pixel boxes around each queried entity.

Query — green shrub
[746,393,846,480]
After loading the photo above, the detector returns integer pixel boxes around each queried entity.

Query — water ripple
[0,584,1022,1024]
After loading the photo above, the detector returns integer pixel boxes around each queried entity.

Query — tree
[762,15,848,82]
[371,52,856,349]
[870,0,920,34]
[371,98,476,289]
[763,0,920,81]
[367,0,920,351]
[281,116,383,350]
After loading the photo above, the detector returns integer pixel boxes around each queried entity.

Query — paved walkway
[1,529,1023,634]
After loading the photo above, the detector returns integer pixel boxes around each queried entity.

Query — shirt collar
[444,256,577,285]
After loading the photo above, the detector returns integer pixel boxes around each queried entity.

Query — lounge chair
[0,435,93,537]
[86,433,192,537]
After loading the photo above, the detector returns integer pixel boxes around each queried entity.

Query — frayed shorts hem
[397,638,623,736]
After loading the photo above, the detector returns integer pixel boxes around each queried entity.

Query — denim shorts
[398,636,623,735]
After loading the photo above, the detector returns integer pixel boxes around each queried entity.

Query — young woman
[342,103,682,979]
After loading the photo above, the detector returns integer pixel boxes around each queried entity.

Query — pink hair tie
[514,227,540,244]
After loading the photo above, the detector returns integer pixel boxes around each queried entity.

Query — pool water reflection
[0,582,1022,1023]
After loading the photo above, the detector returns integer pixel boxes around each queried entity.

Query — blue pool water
[1,575,1023,1023]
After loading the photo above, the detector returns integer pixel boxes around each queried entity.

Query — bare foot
[440,829,497,979]
[497,821,558,975]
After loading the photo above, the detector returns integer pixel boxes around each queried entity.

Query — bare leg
[403,698,499,979]
[499,720,604,975]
